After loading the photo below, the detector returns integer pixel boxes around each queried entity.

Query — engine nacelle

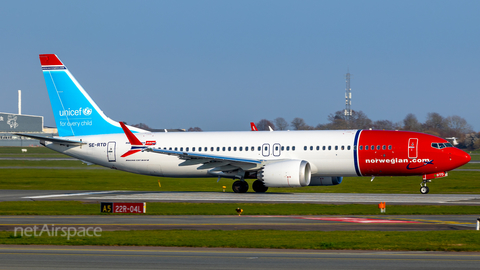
[258,160,311,188]
[308,176,343,186]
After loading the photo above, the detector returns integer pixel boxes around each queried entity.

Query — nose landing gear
[420,180,431,194]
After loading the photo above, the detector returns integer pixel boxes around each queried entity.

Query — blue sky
[1,1,479,131]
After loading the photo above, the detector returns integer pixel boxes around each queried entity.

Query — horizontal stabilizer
[15,133,85,145]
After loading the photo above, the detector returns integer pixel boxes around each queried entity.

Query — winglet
[250,122,258,131]
[120,122,143,146]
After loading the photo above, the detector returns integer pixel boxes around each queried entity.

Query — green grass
[1,201,479,215]
[2,230,480,251]
[2,168,479,193]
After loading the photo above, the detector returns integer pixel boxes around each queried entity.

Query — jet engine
[308,176,343,186]
[258,160,311,188]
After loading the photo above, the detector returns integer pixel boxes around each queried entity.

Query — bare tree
[291,117,313,130]
[256,119,275,131]
[403,113,422,131]
[274,117,289,130]
[372,120,399,130]
[446,115,473,135]
[187,127,203,132]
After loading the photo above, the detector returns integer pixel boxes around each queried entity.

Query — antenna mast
[344,72,352,122]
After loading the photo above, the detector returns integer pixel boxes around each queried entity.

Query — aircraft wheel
[232,181,249,193]
[420,186,429,194]
[252,180,268,193]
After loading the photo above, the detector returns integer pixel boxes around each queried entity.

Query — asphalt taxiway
[1,245,480,270]
[2,190,480,205]
[1,215,478,231]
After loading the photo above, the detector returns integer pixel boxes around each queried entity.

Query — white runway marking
[84,192,480,204]
[24,190,122,199]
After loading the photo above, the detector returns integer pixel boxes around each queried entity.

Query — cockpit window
[431,142,453,149]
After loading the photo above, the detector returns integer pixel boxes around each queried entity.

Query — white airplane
[19,54,471,194]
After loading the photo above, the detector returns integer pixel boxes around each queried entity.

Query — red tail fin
[250,122,258,131]
[120,122,143,146]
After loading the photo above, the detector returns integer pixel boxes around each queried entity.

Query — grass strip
[2,230,480,251]
[1,201,479,215]
[1,168,479,194]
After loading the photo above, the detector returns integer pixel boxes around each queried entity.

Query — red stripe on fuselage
[357,130,470,176]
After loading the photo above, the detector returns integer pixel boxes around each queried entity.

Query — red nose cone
[452,149,471,168]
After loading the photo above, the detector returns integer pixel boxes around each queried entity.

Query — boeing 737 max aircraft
[19,54,471,194]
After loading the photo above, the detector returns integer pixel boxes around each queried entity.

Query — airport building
[0,112,57,146]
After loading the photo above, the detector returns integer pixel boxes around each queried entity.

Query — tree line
[256,110,480,150]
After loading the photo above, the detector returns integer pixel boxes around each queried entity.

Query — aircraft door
[273,143,281,157]
[408,138,418,159]
[262,143,270,157]
[107,141,116,162]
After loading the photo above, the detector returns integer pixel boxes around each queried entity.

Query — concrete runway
[2,189,480,205]
[1,215,478,231]
[1,245,479,270]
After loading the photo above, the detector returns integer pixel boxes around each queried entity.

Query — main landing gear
[232,180,249,193]
[420,180,431,194]
[232,180,269,193]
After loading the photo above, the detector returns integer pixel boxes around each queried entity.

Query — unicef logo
[83,107,93,116]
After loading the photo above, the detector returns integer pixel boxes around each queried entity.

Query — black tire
[252,180,268,193]
[232,180,249,193]
[420,186,429,194]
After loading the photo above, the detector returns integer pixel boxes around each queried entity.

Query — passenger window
[304,146,307,151]
[310,146,313,151]
[328,146,331,150]
[275,146,279,151]
[251,147,254,151]
[388,145,392,150]
[258,146,261,151]
[359,145,363,150]
[186,147,189,151]
[376,145,379,150]
[204,147,207,151]
[347,145,351,150]
[240,147,243,151]
[365,145,368,150]
[216,147,220,151]
[287,146,290,151]
[341,145,345,150]
[228,147,231,151]
[382,145,386,150]
[371,145,375,150]
[198,147,201,152]
[245,147,248,151]
[222,147,225,151]
[180,147,183,151]
[322,146,326,150]
[175,147,178,151]
[169,147,172,150]
[281,146,284,151]
[211,147,214,151]
[192,147,195,151]
[316,146,319,150]
[292,146,296,151]
[233,147,237,151]
[335,146,338,150]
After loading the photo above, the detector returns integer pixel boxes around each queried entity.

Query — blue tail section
[40,54,144,137]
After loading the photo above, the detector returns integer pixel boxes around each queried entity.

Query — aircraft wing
[144,147,265,171]
[15,133,86,146]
